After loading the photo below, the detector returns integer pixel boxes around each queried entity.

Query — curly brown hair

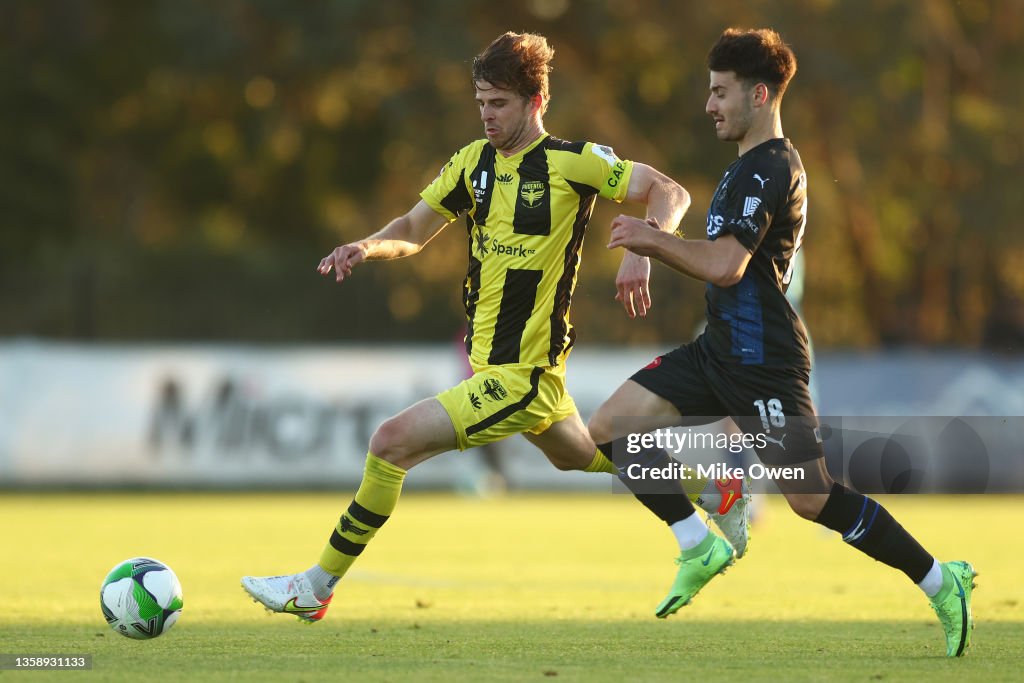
[707,28,797,100]
[472,32,554,111]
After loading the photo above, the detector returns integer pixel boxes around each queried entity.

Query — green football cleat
[928,560,977,657]
[655,533,734,618]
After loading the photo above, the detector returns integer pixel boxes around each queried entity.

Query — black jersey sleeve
[718,161,784,253]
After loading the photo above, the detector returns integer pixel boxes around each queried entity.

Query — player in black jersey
[589,28,975,657]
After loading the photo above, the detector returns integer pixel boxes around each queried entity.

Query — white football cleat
[241,573,332,623]
[694,476,751,558]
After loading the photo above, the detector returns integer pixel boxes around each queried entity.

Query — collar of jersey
[740,137,789,158]
[493,133,549,164]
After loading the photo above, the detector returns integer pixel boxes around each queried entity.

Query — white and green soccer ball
[100,557,183,640]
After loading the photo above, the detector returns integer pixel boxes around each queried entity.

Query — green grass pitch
[1,492,1021,681]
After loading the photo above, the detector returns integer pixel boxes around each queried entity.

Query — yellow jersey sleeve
[420,141,483,221]
[554,142,634,202]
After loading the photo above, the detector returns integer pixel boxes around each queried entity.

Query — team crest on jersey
[520,181,546,208]
[481,378,508,402]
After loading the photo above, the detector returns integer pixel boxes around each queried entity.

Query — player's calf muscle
[783,492,829,520]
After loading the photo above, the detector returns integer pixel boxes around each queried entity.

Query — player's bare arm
[614,163,691,318]
[317,200,450,283]
[608,217,752,287]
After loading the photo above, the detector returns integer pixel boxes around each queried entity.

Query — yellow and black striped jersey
[421,134,634,369]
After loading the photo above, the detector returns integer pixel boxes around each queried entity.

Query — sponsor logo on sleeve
[707,214,724,237]
[729,216,760,235]
[591,144,619,165]
[742,196,762,217]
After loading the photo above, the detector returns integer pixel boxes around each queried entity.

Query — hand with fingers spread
[317,243,367,283]
[615,251,652,319]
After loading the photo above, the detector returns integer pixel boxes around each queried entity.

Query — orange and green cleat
[692,476,752,558]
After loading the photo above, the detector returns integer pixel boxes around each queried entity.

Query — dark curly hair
[707,28,797,100]
[472,32,554,111]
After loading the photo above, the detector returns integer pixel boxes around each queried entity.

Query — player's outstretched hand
[608,215,661,257]
[317,243,366,283]
[615,251,652,319]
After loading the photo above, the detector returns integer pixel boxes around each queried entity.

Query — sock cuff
[678,527,715,558]
[585,449,618,474]
[814,481,851,527]
[365,452,408,484]
[352,452,407,519]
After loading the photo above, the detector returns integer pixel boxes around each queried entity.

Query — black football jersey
[701,138,811,369]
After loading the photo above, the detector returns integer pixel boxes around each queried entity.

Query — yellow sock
[319,453,407,577]
[585,449,619,474]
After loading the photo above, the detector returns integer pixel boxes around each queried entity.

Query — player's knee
[369,417,412,464]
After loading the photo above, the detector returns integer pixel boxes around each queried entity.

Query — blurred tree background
[1,0,1022,349]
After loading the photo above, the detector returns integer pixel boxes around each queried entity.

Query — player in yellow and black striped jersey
[240,31,695,621]
[420,135,640,451]
[422,135,632,371]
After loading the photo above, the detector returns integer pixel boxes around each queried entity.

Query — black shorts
[629,337,822,466]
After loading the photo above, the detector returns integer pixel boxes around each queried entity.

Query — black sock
[815,482,934,583]
[597,440,696,526]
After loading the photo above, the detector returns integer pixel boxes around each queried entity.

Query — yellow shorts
[436,363,578,451]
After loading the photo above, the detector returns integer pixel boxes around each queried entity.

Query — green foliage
[2,1,1022,347]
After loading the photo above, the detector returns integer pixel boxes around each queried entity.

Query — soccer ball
[100,557,183,640]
